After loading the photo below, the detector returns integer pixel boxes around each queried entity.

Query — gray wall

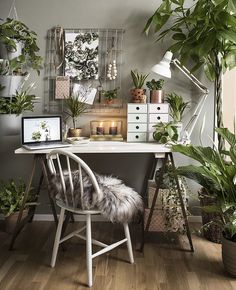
[0,0,214,215]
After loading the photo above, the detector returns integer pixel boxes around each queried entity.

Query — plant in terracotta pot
[64,94,89,137]
[153,121,178,144]
[146,78,165,103]
[0,178,36,233]
[172,127,236,276]
[101,87,119,105]
[166,93,189,139]
[0,82,36,135]
[130,70,148,103]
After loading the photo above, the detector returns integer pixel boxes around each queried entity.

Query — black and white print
[64,31,99,80]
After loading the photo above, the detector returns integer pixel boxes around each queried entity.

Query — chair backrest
[47,149,102,209]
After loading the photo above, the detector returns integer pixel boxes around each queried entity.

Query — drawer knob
[135,135,139,139]
[157,107,161,110]
[136,126,139,129]
[157,116,161,120]
[136,107,140,110]
[136,116,139,120]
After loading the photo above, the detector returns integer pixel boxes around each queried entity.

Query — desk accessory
[90,120,123,141]
[151,51,209,145]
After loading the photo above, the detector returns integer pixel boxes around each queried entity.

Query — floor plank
[0,221,236,290]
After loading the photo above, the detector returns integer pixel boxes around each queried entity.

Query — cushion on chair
[49,171,143,223]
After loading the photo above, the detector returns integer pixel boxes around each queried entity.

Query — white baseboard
[0,214,202,223]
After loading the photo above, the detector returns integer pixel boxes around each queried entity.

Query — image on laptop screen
[22,116,62,144]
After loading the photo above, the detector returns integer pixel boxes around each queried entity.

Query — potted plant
[172,127,236,276]
[165,93,189,139]
[153,121,178,144]
[146,78,165,103]
[143,0,236,150]
[130,70,148,103]
[0,18,42,98]
[0,18,42,73]
[64,94,89,137]
[101,87,119,105]
[0,178,35,233]
[0,82,36,135]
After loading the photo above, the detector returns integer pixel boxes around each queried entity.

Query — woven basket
[199,188,222,244]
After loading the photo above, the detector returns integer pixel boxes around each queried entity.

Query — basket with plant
[130,70,148,103]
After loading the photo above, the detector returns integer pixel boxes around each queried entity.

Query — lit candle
[96,122,104,135]
[109,121,118,135]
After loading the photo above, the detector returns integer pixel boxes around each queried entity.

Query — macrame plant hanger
[8,0,19,20]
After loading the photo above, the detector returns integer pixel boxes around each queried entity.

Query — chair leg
[51,208,65,268]
[86,214,93,287]
[123,223,134,264]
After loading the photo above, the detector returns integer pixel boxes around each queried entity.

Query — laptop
[22,116,71,150]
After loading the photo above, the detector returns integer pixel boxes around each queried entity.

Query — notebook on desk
[21,116,71,150]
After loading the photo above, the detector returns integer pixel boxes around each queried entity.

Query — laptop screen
[22,116,62,144]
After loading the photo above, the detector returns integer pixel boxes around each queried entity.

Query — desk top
[15,141,171,155]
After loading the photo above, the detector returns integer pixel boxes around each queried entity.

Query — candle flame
[111,121,115,127]
[99,122,103,127]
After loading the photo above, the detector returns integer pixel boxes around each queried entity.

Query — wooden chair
[47,149,134,287]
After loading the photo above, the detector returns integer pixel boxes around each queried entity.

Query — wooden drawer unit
[148,103,169,114]
[128,123,147,132]
[149,113,169,123]
[127,113,147,123]
[127,132,147,142]
[128,104,147,113]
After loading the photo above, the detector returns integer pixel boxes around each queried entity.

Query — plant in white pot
[0,18,42,98]
[0,178,36,233]
[0,82,36,135]
[64,94,89,137]
[165,93,189,140]
[172,127,236,276]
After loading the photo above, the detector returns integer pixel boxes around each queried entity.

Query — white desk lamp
[151,51,209,144]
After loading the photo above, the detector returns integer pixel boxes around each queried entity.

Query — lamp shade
[151,51,173,78]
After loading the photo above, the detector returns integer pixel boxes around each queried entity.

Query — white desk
[15,141,170,156]
[12,141,193,252]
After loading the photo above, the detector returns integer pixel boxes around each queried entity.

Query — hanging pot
[222,235,236,277]
[0,75,23,97]
[0,40,23,60]
[0,114,22,136]
[150,90,164,103]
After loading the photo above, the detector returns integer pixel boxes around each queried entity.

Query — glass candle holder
[90,120,123,141]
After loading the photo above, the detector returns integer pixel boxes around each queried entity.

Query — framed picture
[64,31,99,80]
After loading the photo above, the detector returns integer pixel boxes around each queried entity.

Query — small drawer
[128,114,147,123]
[148,123,157,132]
[128,104,147,113]
[127,132,147,142]
[148,103,169,113]
[148,132,155,142]
[128,123,147,132]
[149,114,169,123]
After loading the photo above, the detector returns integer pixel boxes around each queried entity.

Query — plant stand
[140,152,194,252]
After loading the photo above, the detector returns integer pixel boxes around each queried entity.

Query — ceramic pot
[131,88,146,103]
[5,209,28,234]
[222,235,236,277]
[0,40,23,60]
[150,90,164,103]
[0,114,22,136]
[68,128,82,137]
[0,75,24,97]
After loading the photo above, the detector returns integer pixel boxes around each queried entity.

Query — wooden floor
[0,221,236,290]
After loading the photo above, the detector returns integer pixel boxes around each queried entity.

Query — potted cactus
[146,78,165,103]
[130,70,148,103]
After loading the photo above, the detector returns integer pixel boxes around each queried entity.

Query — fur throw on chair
[50,171,143,223]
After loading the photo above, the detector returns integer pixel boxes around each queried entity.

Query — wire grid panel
[44,28,125,114]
